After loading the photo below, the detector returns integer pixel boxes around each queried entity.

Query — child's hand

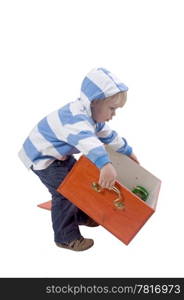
[129,153,140,164]
[99,163,117,189]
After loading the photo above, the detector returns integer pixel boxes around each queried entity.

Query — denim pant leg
[31,155,88,244]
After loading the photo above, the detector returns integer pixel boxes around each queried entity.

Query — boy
[18,67,139,251]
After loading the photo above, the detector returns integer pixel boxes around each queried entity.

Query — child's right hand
[99,163,117,189]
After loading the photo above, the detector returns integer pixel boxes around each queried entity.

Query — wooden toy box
[38,147,161,245]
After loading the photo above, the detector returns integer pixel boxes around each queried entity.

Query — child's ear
[91,99,97,107]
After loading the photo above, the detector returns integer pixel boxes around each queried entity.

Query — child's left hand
[129,153,140,164]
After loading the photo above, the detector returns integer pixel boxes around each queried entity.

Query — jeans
[31,155,89,243]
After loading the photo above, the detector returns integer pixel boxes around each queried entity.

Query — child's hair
[106,91,127,102]
[93,91,127,105]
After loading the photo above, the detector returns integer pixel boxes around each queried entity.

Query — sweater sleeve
[61,117,112,169]
[96,122,133,156]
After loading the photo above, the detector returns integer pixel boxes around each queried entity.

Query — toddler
[18,67,139,251]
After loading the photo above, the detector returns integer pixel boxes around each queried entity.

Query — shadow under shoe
[56,237,94,251]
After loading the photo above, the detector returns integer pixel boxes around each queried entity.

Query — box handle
[91,182,125,210]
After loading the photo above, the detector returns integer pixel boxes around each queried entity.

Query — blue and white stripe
[18,67,132,170]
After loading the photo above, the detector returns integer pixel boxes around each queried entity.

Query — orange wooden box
[38,147,161,245]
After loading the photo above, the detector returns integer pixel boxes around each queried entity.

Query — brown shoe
[55,237,94,251]
[79,217,99,227]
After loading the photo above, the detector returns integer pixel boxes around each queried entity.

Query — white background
[0,0,184,277]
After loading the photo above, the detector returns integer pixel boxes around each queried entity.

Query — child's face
[91,92,127,123]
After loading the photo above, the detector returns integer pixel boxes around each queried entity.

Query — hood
[80,67,128,117]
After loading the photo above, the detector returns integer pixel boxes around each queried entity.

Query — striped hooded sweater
[18,67,133,170]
